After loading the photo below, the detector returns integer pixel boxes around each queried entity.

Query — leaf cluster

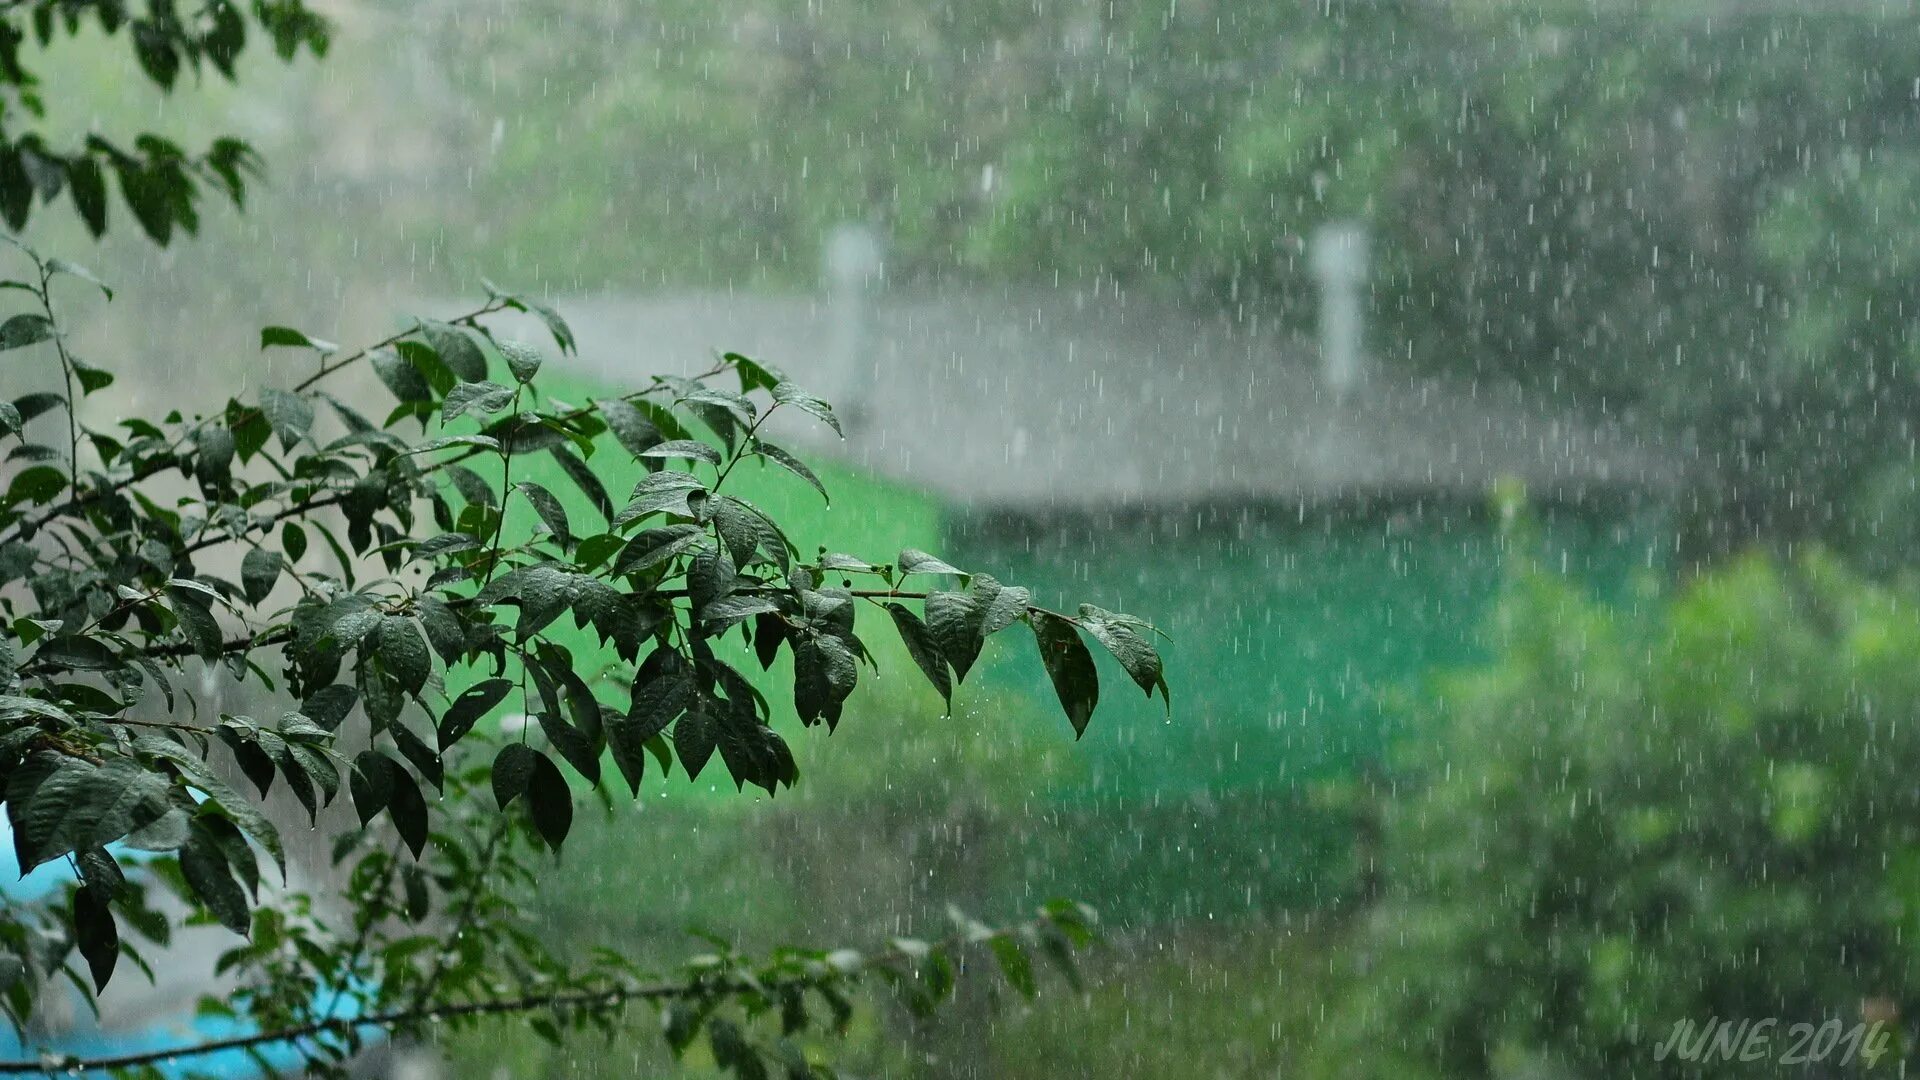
[0,238,1161,1075]
[0,0,328,240]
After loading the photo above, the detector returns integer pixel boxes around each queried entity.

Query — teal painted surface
[949,507,1663,799]
[944,505,1665,921]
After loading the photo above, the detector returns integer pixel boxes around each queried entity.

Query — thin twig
[290,301,508,394]
[0,923,1033,1075]
[404,817,509,1014]
[37,265,81,488]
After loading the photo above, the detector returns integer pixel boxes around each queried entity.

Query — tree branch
[0,923,1041,1075]
[0,297,507,548]
[290,301,509,394]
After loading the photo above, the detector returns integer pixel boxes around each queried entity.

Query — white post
[823,222,884,409]
[1310,221,1369,399]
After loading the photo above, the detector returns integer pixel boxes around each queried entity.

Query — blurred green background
[19,0,1920,1075]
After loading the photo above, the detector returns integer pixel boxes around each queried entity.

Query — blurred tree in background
[381,1,1920,557]
[1317,546,1920,1077]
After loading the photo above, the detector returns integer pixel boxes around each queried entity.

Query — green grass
[433,910,1364,1080]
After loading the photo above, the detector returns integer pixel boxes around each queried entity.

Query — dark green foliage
[0,1,325,241]
[1030,612,1098,739]
[0,234,1156,1075]
[0,17,1156,1065]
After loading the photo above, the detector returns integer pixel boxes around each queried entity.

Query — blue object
[0,815,370,1078]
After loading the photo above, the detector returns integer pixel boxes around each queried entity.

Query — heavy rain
[0,2,1915,1078]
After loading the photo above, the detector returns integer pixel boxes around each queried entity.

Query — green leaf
[753,612,789,670]
[885,603,952,710]
[302,684,358,731]
[349,750,395,825]
[898,549,962,576]
[771,381,842,436]
[13,391,62,423]
[6,463,66,506]
[68,159,107,236]
[259,388,313,450]
[371,348,430,402]
[597,398,662,457]
[287,744,340,818]
[194,424,235,486]
[708,1018,766,1078]
[632,399,694,442]
[535,705,600,784]
[1078,604,1168,706]
[515,481,572,546]
[375,616,431,696]
[524,297,576,355]
[611,649,690,796]
[0,314,53,351]
[680,385,757,422]
[627,648,692,742]
[402,434,500,457]
[752,441,828,502]
[70,359,113,395]
[390,721,443,792]
[1036,926,1085,991]
[673,705,719,779]
[397,339,455,395]
[446,463,497,509]
[7,755,89,870]
[539,644,605,743]
[402,864,431,922]
[72,882,118,991]
[386,764,429,858]
[792,635,857,730]
[726,352,783,394]
[616,471,706,525]
[491,743,539,809]
[989,936,1037,998]
[423,321,488,382]
[818,553,873,573]
[1031,612,1100,738]
[181,825,251,935]
[169,593,225,661]
[240,547,282,605]
[924,590,984,684]
[978,576,1033,635]
[574,532,624,571]
[504,565,575,639]
[663,1000,703,1055]
[710,497,767,568]
[416,595,469,663]
[500,339,544,383]
[31,636,118,671]
[525,750,573,851]
[639,439,722,468]
[547,445,614,525]
[136,737,286,875]
[439,678,514,750]
[259,326,336,352]
[612,525,706,575]
[700,593,780,629]
[46,258,112,299]
[442,380,514,423]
